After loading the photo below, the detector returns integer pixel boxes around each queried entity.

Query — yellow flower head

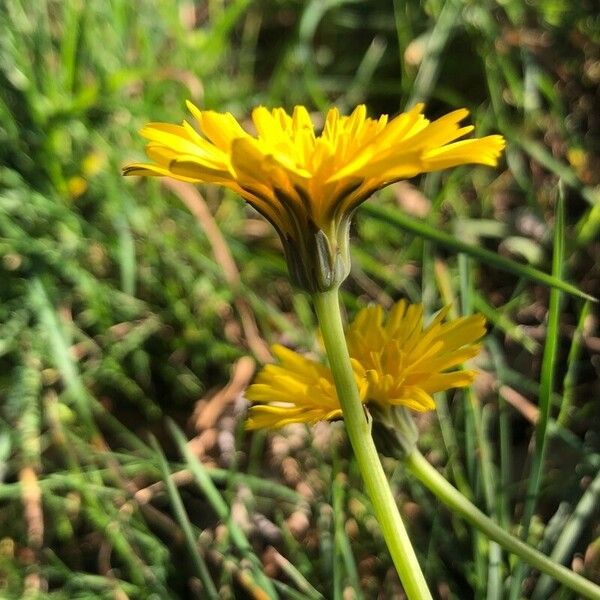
[346,301,486,412]
[245,344,367,430]
[245,301,486,429]
[124,102,505,291]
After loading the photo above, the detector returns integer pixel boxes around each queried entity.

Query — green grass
[1,0,599,598]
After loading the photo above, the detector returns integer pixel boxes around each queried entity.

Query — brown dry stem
[163,179,271,363]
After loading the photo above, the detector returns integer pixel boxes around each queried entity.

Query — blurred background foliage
[0,0,599,598]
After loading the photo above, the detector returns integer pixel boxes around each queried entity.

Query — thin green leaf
[532,470,600,599]
[332,449,363,600]
[509,186,565,600]
[167,419,279,600]
[150,435,219,600]
[557,301,591,426]
[361,203,595,302]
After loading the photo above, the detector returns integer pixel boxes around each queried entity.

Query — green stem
[405,449,600,600]
[313,288,432,600]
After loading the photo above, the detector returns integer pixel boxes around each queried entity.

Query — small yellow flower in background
[66,175,88,199]
[124,102,505,291]
[346,301,486,412]
[245,344,367,430]
[246,301,486,429]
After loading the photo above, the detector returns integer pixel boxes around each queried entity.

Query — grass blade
[557,301,591,426]
[332,449,363,600]
[166,419,279,599]
[361,203,595,302]
[508,186,565,599]
[405,0,462,107]
[150,435,219,600]
[532,469,600,599]
[28,278,94,431]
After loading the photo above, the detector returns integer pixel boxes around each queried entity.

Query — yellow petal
[168,156,235,182]
[185,101,248,150]
[122,163,201,183]
[422,135,506,170]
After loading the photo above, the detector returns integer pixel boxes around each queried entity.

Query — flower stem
[313,288,432,600]
[405,449,600,600]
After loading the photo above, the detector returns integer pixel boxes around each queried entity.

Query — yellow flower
[245,344,367,430]
[124,102,505,291]
[245,301,485,429]
[346,301,486,412]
